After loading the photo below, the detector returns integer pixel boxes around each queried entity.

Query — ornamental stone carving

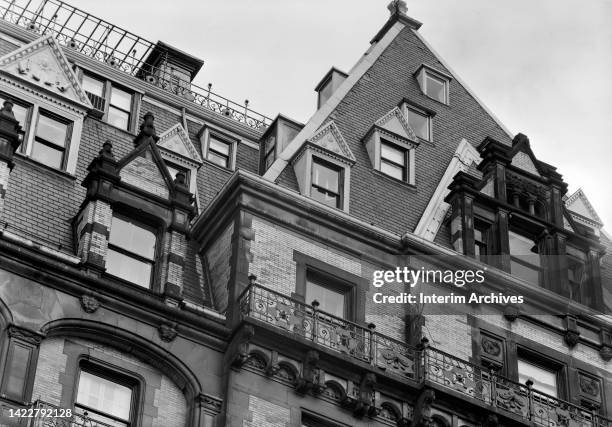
[80,294,100,313]
[158,323,178,342]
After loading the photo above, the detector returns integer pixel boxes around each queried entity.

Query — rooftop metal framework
[0,0,271,129]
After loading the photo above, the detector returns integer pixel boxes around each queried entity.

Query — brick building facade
[0,1,609,426]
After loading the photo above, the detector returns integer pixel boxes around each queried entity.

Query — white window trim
[200,125,238,170]
[415,64,452,105]
[365,128,417,185]
[292,147,351,213]
[402,103,433,142]
[0,84,84,175]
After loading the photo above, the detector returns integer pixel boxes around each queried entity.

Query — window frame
[406,106,432,141]
[310,156,344,209]
[293,251,367,323]
[0,90,81,174]
[80,71,137,132]
[73,359,141,427]
[105,213,160,290]
[31,108,73,171]
[414,64,452,105]
[301,411,350,427]
[380,139,409,182]
[201,127,238,170]
[516,349,566,400]
[0,326,41,404]
[508,229,543,286]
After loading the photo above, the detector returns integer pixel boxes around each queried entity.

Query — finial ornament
[387,0,408,15]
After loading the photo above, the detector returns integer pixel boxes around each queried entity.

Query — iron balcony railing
[0,0,272,129]
[239,283,612,427]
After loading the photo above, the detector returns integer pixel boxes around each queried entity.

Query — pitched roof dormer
[157,123,203,165]
[0,34,92,110]
[565,189,604,236]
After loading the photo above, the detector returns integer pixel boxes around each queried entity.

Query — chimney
[314,67,348,109]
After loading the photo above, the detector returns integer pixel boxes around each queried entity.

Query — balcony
[0,0,272,129]
[239,284,612,427]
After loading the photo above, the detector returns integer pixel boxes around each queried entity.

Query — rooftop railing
[0,0,272,129]
[239,283,612,427]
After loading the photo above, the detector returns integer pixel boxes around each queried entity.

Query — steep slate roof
[269,8,512,235]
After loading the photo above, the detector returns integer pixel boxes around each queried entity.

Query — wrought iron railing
[26,400,117,426]
[0,0,272,129]
[239,283,612,427]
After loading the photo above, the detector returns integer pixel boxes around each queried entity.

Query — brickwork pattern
[205,222,234,312]
[152,375,188,427]
[164,230,187,292]
[243,395,290,427]
[31,337,67,406]
[75,199,112,264]
[249,217,361,297]
[120,152,170,199]
[278,26,512,236]
[476,315,611,371]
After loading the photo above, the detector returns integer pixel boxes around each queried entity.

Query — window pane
[209,137,231,156]
[312,161,339,192]
[517,359,557,397]
[380,161,404,180]
[36,114,68,147]
[31,140,64,169]
[106,249,153,288]
[381,143,405,165]
[82,75,105,97]
[311,187,340,208]
[510,259,541,285]
[110,86,132,111]
[426,74,446,102]
[306,280,345,318]
[76,371,132,421]
[108,106,130,129]
[109,216,156,259]
[4,343,31,399]
[407,108,429,139]
[207,151,229,168]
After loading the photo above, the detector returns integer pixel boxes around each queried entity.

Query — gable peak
[307,121,355,163]
[0,34,92,108]
[374,107,417,142]
[158,123,203,164]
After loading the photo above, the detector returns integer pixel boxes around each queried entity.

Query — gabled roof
[565,188,603,228]
[306,120,355,163]
[157,124,203,164]
[0,34,92,109]
[508,133,544,177]
[371,106,417,143]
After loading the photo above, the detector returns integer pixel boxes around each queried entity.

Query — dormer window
[363,107,419,185]
[380,140,408,181]
[415,64,451,105]
[32,111,71,170]
[292,121,355,212]
[207,135,232,168]
[311,158,343,209]
[406,107,431,141]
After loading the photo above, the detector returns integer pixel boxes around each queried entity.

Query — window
[31,111,71,170]
[75,367,136,427]
[517,358,558,398]
[474,220,491,263]
[424,72,448,103]
[311,158,342,209]
[263,134,276,170]
[0,93,78,172]
[406,107,431,141]
[305,271,350,318]
[106,215,157,288]
[0,327,40,403]
[380,140,408,181]
[415,65,451,104]
[206,135,232,168]
[509,230,542,286]
[566,245,587,304]
[81,72,134,131]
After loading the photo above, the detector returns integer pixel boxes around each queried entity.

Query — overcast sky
[78,0,612,230]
